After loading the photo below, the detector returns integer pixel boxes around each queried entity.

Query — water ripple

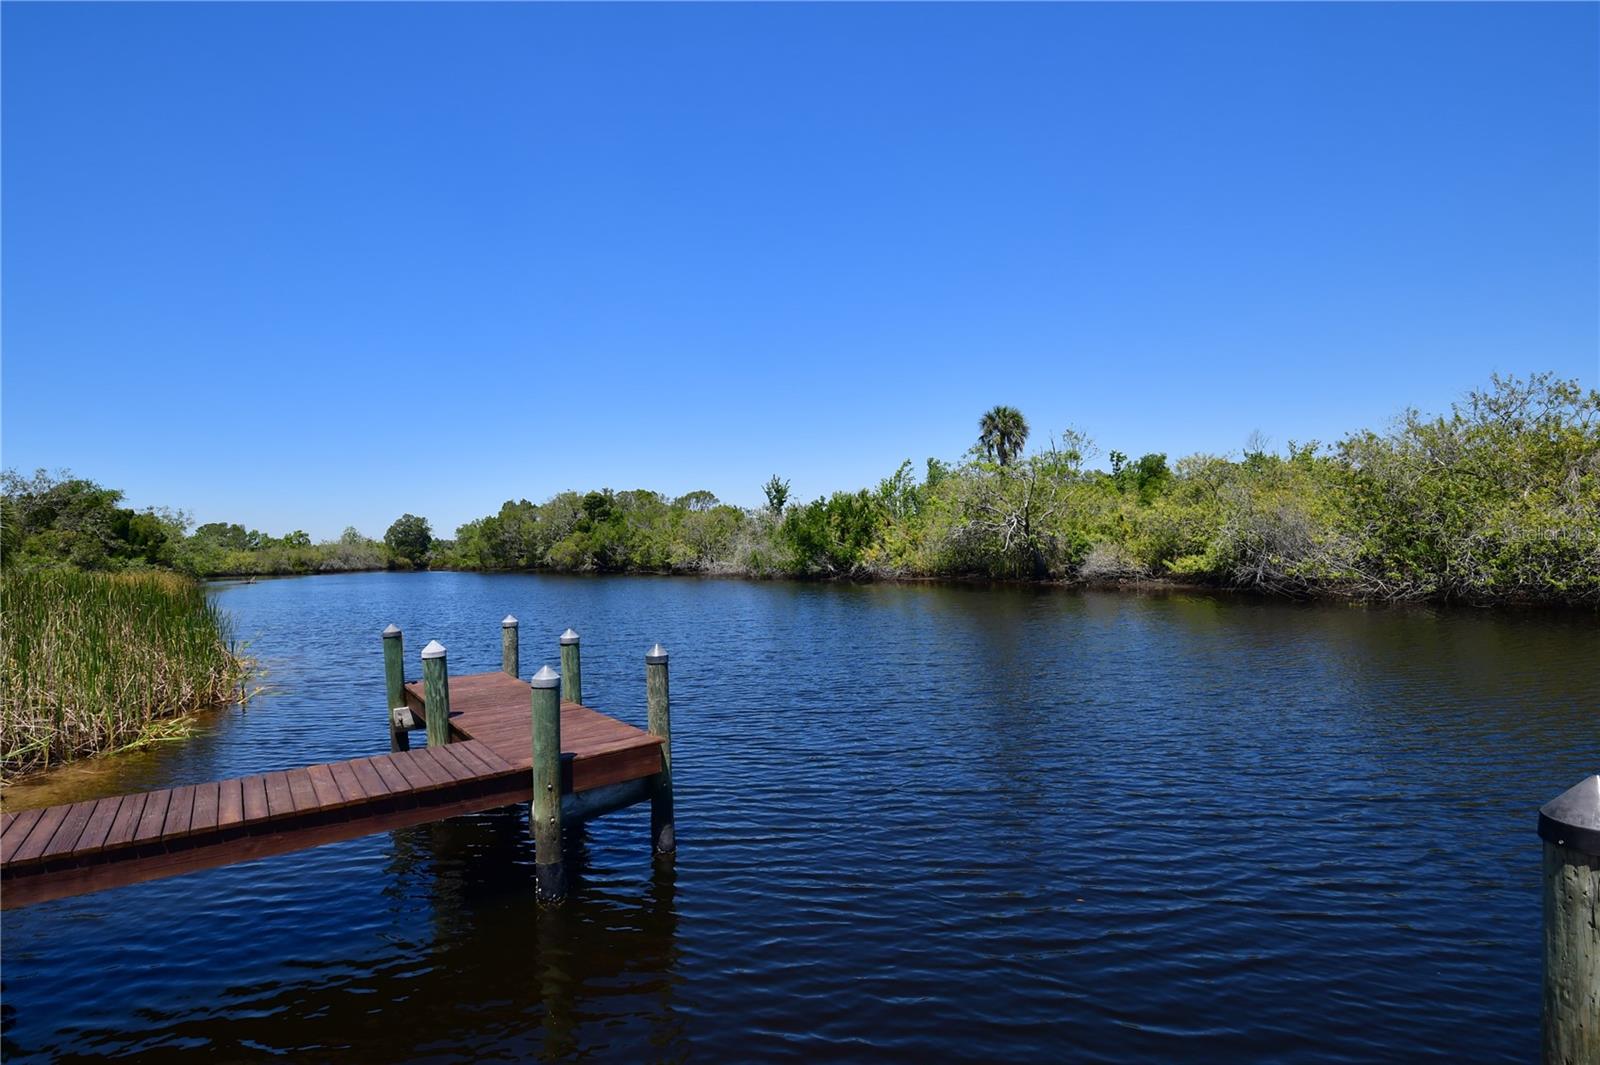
[1,574,1593,1063]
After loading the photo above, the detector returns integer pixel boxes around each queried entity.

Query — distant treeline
[0,473,392,578]
[5,373,1597,604]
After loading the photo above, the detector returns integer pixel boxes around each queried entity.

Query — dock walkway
[1,670,664,909]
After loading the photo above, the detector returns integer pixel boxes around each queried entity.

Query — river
[2,571,1595,1062]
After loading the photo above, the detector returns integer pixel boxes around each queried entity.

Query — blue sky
[3,3,1596,540]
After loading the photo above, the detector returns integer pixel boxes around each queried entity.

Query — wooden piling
[530,664,567,901]
[645,643,674,855]
[421,640,452,746]
[382,624,409,752]
[560,629,582,705]
[502,615,520,677]
[1539,774,1600,1064]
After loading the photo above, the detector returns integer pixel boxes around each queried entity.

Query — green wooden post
[531,664,566,901]
[560,629,582,704]
[502,615,520,677]
[1539,774,1600,1064]
[421,640,452,746]
[382,624,409,752]
[645,643,674,855]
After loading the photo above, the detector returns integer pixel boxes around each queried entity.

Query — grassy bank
[1,569,250,778]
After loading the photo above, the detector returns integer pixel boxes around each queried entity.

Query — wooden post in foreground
[421,640,452,746]
[645,643,674,855]
[560,629,582,704]
[530,664,566,901]
[1539,774,1600,1064]
[382,624,409,752]
[502,615,520,677]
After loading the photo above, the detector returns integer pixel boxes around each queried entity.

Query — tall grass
[1,569,249,778]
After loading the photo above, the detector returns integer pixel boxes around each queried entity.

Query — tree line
[5,373,1596,604]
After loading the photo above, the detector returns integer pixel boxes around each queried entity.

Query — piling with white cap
[1538,774,1600,1063]
[421,639,452,746]
[501,615,520,678]
[530,664,566,901]
[645,643,674,855]
[382,624,409,752]
[559,628,582,704]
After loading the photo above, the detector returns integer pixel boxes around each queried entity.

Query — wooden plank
[328,761,367,803]
[75,796,126,854]
[389,752,436,792]
[412,749,459,788]
[164,785,197,838]
[1,808,44,860]
[191,782,221,834]
[285,769,319,813]
[305,764,345,808]
[350,757,391,798]
[218,778,245,828]
[10,804,71,864]
[39,801,98,861]
[369,755,412,795]
[428,744,479,783]
[264,772,293,818]
[475,742,522,775]
[572,743,664,793]
[242,775,271,823]
[133,790,174,845]
[103,792,148,849]
[1,770,533,911]
[447,742,498,776]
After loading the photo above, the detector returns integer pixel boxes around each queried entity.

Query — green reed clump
[1,569,249,778]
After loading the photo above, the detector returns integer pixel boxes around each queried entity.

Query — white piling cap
[560,628,580,645]
[530,664,561,689]
[502,614,518,627]
[382,624,401,637]
[421,639,447,660]
[646,643,669,664]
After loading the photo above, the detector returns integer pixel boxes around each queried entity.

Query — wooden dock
[1,624,672,910]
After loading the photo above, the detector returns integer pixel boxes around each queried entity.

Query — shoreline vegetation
[1,570,251,779]
[3,373,1597,607]
[0,372,1591,777]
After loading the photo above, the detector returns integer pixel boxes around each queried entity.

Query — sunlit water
[2,572,1595,1062]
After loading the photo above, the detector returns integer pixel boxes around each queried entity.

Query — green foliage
[384,513,434,566]
[8,374,1594,604]
[762,475,791,514]
[1,469,184,571]
[778,491,886,575]
[1115,453,1172,503]
[1331,372,1600,600]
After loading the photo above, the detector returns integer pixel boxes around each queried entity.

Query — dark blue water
[2,572,1595,1062]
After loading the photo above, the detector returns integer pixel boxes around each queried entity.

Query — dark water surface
[2,572,1595,1062]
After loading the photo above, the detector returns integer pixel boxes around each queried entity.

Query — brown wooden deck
[403,671,665,794]
[1,672,664,909]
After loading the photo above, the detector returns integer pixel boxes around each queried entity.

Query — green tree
[763,475,791,513]
[978,406,1030,467]
[384,513,434,565]
[674,490,719,512]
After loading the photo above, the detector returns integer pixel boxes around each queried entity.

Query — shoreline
[207,564,1599,613]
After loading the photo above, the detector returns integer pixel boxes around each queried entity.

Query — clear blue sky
[3,3,1596,541]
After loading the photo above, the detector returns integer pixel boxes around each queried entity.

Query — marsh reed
[1,569,249,778]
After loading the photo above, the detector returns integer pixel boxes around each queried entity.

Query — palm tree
[978,406,1029,467]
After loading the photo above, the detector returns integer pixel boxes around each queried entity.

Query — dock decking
[1,670,665,909]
